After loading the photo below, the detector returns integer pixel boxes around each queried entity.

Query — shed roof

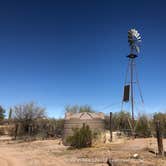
[65,112,104,120]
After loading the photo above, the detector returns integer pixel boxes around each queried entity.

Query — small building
[63,112,105,145]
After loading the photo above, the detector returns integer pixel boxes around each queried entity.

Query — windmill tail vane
[128,29,141,54]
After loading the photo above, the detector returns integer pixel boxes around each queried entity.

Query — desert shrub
[135,115,151,137]
[104,111,132,133]
[104,115,110,130]
[65,105,94,114]
[35,118,64,138]
[153,112,166,138]
[67,123,92,148]
[53,118,64,136]
[11,116,65,139]
[104,111,166,138]
[0,106,5,121]
[113,111,132,131]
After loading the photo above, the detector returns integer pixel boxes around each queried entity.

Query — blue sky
[0,0,166,118]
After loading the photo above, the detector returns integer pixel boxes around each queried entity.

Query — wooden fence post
[110,112,113,142]
[156,120,164,156]
[14,123,18,140]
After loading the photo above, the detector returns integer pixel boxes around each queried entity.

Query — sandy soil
[0,137,165,166]
[0,139,75,166]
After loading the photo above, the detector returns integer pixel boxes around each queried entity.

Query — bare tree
[13,102,46,121]
[12,102,46,135]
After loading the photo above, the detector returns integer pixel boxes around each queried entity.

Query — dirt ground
[0,137,165,166]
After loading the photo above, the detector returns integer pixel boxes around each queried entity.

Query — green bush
[135,115,151,137]
[0,106,5,121]
[104,111,132,133]
[153,112,166,138]
[67,123,92,148]
[104,111,166,138]
[65,105,94,113]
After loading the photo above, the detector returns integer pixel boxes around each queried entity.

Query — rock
[132,153,140,159]
[107,159,113,166]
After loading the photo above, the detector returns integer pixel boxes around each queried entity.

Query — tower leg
[130,58,135,136]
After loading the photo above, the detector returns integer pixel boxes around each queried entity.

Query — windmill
[121,29,144,136]
[128,29,141,54]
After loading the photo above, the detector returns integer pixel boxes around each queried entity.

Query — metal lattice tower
[121,29,144,135]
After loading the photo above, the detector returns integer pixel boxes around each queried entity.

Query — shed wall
[63,119,105,144]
